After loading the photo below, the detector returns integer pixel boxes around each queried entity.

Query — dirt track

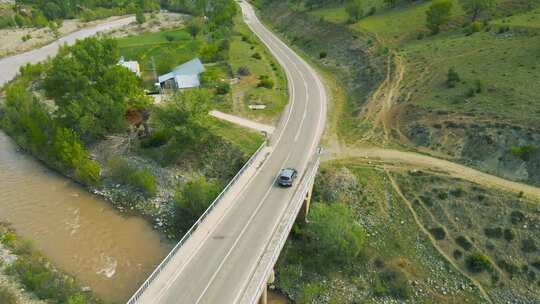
[325,145,540,201]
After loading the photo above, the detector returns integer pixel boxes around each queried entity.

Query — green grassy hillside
[261,0,540,186]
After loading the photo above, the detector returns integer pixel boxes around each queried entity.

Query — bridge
[127,2,327,303]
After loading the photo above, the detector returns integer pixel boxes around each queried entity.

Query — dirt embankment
[404,107,540,187]
[259,2,386,142]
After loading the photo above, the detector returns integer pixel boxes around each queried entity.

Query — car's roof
[280,168,296,177]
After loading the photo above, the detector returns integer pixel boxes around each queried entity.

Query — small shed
[118,57,141,77]
[158,58,205,89]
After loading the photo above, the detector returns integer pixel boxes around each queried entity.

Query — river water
[0,132,171,303]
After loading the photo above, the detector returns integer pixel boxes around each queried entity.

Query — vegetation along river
[0,131,172,303]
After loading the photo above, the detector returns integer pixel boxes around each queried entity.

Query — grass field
[225,13,288,123]
[117,13,288,124]
[209,118,264,155]
[117,29,201,87]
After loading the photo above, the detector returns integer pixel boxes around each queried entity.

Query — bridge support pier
[258,287,268,304]
[258,269,275,304]
[297,178,315,224]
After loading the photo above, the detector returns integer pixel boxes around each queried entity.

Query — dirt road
[326,145,540,201]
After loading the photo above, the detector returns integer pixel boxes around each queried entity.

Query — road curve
[0,16,135,87]
[134,2,326,303]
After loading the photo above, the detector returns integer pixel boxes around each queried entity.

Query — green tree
[460,0,496,21]
[426,0,453,34]
[186,18,202,38]
[345,0,364,22]
[302,203,365,268]
[173,177,220,233]
[44,37,149,141]
[136,8,146,24]
[153,90,212,148]
[384,0,398,8]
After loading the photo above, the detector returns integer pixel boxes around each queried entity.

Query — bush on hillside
[374,266,411,299]
[426,0,454,34]
[257,75,274,89]
[447,67,460,88]
[172,177,220,234]
[429,227,446,240]
[237,66,250,76]
[509,145,536,161]
[484,227,503,239]
[466,252,491,273]
[0,286,17,304]
[216,82,231,95]
[301,203,366,269]
[107,157,156,198]
[455,235,473,251]
[521,238,538,253]
[503,228,515,242]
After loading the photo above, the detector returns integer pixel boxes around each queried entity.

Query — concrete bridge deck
[128,2,326,303]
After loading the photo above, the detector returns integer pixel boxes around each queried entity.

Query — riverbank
[0,132,172,303]
[0,223,101,303]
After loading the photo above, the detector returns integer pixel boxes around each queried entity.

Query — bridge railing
[243,152,321,304]
[127,140,268,304]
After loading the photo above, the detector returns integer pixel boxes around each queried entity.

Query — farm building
[158,58,205,90]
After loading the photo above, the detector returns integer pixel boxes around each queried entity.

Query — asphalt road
[134,2,326,303]
[0,16,134,87]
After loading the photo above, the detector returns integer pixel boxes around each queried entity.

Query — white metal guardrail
[127,141,268,304]
[242,153,321,304]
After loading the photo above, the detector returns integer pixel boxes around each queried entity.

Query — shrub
[455,235,473,251]
[497,259,519,277]
[237,66,250,76]
[503,228,515,242]
[319,51,327,59]
[257,75,274,89]
[466,252,491,273]
[510,210,525,224]
[300,203,365,269]
[521,238,538,253]
[216,83,231,95]
[447,68,460,88]
[437,191,448,200]
[509,145,536,161]
[453,249,463,260]
[429,227,446,240]
[426,0,453,34]
[140,131,170,148]
[368,6,376,16]
[3,234,91,303]
[172,177,220,234]
[466,21,482,34]
[450,188,464,197]
[165,34,176,42]
[136,9,146,25]
[107,157,156,198]
[252,52,262,60]
[374,267,411,299]
[484,227,503,239]
[0,286,17,304]
[473,79,484,93]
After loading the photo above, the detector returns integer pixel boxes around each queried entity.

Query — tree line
[1,38,151,186]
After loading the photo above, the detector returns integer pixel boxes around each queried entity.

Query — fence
[127,141,268,304]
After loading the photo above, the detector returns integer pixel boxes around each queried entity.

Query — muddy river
[0,132,171,303]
